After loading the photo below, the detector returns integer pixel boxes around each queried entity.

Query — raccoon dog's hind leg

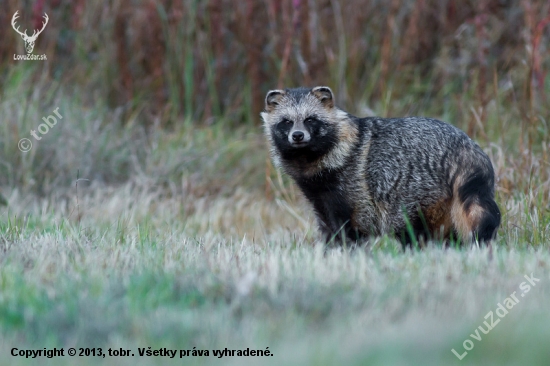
[451,166,501,243]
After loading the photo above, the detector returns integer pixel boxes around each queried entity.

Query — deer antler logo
[11,11,49,54]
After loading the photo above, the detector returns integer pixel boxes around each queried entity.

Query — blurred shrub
[0,0,549,124]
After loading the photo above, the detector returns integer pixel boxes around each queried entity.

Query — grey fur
[262,86,501,246]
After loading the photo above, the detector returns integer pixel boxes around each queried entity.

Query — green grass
[0,213,549,366]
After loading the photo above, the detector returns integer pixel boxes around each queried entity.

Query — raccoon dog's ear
[265,90,285,112]
[312,86,334,108]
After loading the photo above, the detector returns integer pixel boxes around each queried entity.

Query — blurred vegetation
[0,0,549,244]
[1,0,549,125]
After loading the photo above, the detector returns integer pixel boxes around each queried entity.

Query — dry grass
[1,0,550,365]
[0,182,550,365]
[1,1,549,124]
[1,65,550,365]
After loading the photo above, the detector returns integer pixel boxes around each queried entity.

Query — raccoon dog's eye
[281,119,293,125]
[304,117,314,124]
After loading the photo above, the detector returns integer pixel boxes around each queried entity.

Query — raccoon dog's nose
[292,131,305,142]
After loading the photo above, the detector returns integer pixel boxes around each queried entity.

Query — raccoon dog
[261,86,500,246]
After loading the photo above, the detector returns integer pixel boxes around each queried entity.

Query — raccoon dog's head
[261,86,351,169]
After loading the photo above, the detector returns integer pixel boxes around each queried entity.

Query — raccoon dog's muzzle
[288,121,311,146]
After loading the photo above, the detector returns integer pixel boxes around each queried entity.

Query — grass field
[1,1,550,365]
[1,72,550,366]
